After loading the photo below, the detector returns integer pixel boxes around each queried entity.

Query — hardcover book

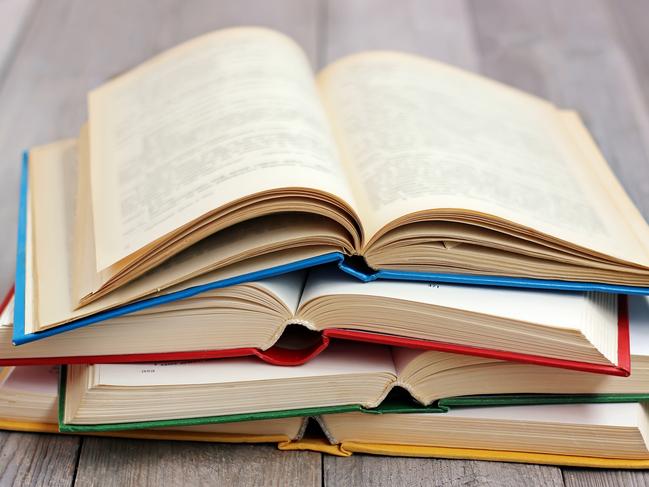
[15,27,649,342]
[3,364,649,468]
[56,338,649,431]
[0,365,303,443]
[3,268,635,375]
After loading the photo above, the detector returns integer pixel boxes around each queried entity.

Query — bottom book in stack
[3,361,649,468]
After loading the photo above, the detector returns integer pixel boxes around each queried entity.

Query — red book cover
[0,288,630,376]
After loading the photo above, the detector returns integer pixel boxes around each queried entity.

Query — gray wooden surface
[0,0,648,485]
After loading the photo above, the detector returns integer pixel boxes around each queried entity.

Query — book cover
[57,365,363,433]
[3,285,632,376]
[3,282,631,376]
[4,415,649,468]
[58,367,645,432]
[278,439,649,469]
[13,151,649,348]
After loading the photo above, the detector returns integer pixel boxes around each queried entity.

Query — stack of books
[3,26,649,468]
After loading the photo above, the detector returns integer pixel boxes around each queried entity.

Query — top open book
[18,27,649,336]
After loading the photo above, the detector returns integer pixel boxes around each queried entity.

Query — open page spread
[317,52,649,268]
[16,26,649,343]
[89,27,359,271]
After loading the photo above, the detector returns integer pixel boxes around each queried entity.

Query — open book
[59,335,649,429]
[16,27,649,340]
[317,403,649,461]
[3,365,649,466]
[0,365,303,441]
[3,268,630,375]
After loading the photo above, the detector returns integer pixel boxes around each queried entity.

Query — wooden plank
[607,0,649,123]
[0,0,320,297]
[323,0,478,70]
[0,431,79,487]
[563,469,649,487]
[73,437,320,487]
[0,0,37,83]
[469,0,649,219]
[324,454,564,487]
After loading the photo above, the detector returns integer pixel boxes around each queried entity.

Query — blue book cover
[14,150,649,344]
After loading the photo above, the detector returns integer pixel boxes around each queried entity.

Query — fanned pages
[320,403,649,460]
[4,365,649,465]
[12,142,631,373]
[86,28,360,295]
[60,331,649,428]
[0,366,304,439]
[26,138,338,333]
[25,27,649,309]
[5,257,630,372]
[318,53,649,272]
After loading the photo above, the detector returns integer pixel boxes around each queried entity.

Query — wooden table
[1,0,648,485]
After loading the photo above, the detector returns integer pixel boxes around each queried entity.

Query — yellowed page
[92,342,394,387]
[76,124,351,305]
[23,192,35,333]
[317,52,649,265]
[321,403,649,460]
[300,266,616,351]
[0,366,58,423]
[29,139,79,333]
[558,111,649,262]
[90,27,358,271]
[72,125,103,304]
[28,138,339,331]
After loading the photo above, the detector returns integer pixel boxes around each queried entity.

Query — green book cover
[58,367,649,432]
[362,388,446,414]
[57,366,362,433]
[365,389,649,414]
[438,393,649,409]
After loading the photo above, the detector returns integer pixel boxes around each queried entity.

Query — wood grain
[73,438,320,487]
[0,0,36,83]
[469,0,649,218]
[324,455,564,487]
[323,0,478,70]
[563,469,649,487]
[607,0,649,122]
[0,432,79,487]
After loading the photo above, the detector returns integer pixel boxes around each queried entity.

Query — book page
[629,296,649,357]
[90,27,358,270]
[29,139,79,333]
[253,271,307,315]
[0,295,11,327]
[441,402,641,426]
[1,366,58,396]
[390,347,425,377]
[328,402,641,426]
[299,266,605,332]
[92,341,394,386]
[73,128,314,309]
[27,137,343,331]
[317,52,649,263]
